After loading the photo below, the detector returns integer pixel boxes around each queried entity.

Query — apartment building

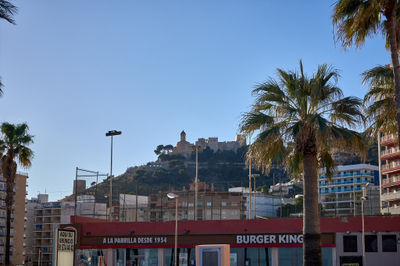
[25,194,106,265]
[148,190,246,222]
[318,164,380,217]
[0,172,28,265]
[380,133,400,214]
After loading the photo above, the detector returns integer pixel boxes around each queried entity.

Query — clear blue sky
[0,1,390,201]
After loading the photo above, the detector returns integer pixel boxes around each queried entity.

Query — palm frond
[0,0,17,24]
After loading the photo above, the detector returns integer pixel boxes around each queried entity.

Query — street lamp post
[248,134,252,219]
[167,192,179,266]
[361,183,370,266]
[253,174,260,218]
[106,130,122,221]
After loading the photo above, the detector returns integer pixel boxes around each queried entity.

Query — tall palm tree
[333,0,400,143]
[362,65,396,135]
[0,123,33,265]
[239,61,365,266]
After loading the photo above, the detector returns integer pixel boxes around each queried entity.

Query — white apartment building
[25,194,106,265]
[318,164,380,217]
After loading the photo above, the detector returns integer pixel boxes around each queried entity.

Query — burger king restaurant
[67,216,400,266]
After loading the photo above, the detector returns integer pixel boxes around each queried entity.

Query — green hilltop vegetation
[79,141,379,204]
[85,146,286,203]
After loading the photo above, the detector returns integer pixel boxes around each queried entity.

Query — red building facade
[66,216,400,266]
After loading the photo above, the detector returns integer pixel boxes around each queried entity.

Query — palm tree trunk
[302,152,321,266]
[384,1,400,143]
[2,156,16,266]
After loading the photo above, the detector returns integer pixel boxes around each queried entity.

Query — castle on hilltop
[172,130,246,157]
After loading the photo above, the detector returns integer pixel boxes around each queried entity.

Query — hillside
[74,142,379,204]
[80,146,286,203]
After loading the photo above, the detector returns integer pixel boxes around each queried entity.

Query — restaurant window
[382,235,397,252]
[365,235,378,252]
[343,235,357,252]
[279,247,302,266]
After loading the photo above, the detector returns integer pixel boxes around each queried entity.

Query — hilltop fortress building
[172,130,246,157]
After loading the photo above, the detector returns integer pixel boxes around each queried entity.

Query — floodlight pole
[106,130,122,221]
[167,193,179,266]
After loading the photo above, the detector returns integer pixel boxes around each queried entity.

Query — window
[221,202,227,207]
[343,235,357,252]
[382,235,397,252]
[365,235,377,252]
[206,202,212,207]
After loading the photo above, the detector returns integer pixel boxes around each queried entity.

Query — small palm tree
[0,122,33,265]
[333,0,400,143]
[239,61,365,266]
[362,65,396,135]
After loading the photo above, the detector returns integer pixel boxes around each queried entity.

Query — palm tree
[0,77,3,97]
[0,0,17,24]
[0,0,17,97]
[239,61,365,266]
[333,0,400,144]
[0,122,33,265]
[362,65,396,135]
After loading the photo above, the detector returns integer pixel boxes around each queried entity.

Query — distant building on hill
[171,130,246,158]
[172,131,194,157]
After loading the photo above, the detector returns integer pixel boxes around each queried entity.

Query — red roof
[72,216,400,236]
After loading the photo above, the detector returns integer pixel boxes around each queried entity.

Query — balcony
[319,172,374,179]
[381,191,400,202]
[381,134,397,145]
[384,205,400,215]
[382,160,400,174]
[319,187,363,194]
[382,175,400,188]
[381,147,400,160]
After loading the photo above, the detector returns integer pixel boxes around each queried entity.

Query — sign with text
[56,229,75,266]
[236,234,303,244]
[79,232,334,248]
